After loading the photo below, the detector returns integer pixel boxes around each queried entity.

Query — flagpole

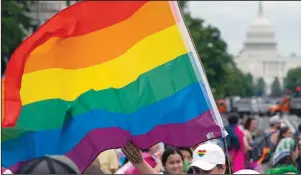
[224,137,232,174]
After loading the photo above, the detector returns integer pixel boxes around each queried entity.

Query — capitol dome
[243,1,277,52]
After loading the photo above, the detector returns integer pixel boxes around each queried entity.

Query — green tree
[178,1,259,99]
[2,0,33,74]
[255,77,266,96]
[244,73,255,97]
[284,67,301,92]
[270,77,282,97]
[222,66,249,97]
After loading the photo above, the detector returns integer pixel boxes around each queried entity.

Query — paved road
[221,114,301,132]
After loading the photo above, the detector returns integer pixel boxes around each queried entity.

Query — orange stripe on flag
[24,2,175,73]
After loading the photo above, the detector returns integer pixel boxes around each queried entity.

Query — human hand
[122,141,143,164]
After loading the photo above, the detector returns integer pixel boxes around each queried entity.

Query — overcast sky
[187,1,301,57]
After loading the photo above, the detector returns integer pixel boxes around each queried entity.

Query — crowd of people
[2,115,301,174]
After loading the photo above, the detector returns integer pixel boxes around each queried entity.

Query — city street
[221,114,301,132]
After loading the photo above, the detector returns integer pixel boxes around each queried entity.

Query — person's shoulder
[102,149,117,156]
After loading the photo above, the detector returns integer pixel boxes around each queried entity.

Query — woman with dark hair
[227,115,245,172]
[161,147,184,174]
[243,117,257,168]
[243,117,257,152]
[271,137,299,167]
[275,127,293,149]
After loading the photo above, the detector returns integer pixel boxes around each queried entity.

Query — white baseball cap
[189,142,225,171]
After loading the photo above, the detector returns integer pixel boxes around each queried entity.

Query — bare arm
[243,131,252,151]
[122,141,158,174]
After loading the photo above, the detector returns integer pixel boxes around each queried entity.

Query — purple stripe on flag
[67,110,222,172]
[9,110,223,173]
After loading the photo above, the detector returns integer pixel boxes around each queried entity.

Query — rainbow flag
[2,1,226,172]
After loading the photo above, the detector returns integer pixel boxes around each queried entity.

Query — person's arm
[243,131,253,151]
[153,154,163,173]
[122,141,158,174]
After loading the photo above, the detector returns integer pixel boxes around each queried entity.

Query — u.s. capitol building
[235,2,301,94]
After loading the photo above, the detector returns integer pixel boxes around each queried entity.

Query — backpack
[249,132,274,163]
[222,126,240,150]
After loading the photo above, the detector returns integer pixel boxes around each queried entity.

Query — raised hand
[121,141,143,164]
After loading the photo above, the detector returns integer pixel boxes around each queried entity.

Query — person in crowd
[118,143,163,174]
[188,142,226,174]
[243,117,257,151]
[275,127,294,149]
[122,141,227,174]
[267,115,282,133]
[226,115,245,172]
[271,137,299,167]
[15,155,81,174]
[177,147,193,172]
[267,115,281,137]
[116,145,159,173]
[243,117,258,168]
[295,136,301,172]
[97,149,119,174]
[267,165,299,174]
[161,147,184,174]
[121,141,159,174]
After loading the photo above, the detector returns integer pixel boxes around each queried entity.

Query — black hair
[273,156,296,167]
[244,117,256,130]
[298,124,301,132]
[161,147,184,166]
[276,127,290,148]
[177,147,193,158]
[228,115,239,125]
